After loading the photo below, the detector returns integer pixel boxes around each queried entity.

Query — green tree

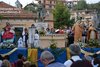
[0,15,3,19]
[0,15,3,22]
[52,0,72,28]
[75,0,87,10]
[24,3,38,13]
[87,2,100,12]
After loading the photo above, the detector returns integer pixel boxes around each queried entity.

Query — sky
[0,0,100,7]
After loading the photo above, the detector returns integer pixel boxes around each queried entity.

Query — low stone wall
[39,34,67,48]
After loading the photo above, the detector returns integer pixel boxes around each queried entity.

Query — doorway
[14,27,23,45]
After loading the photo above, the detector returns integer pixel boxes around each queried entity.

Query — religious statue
[15,0,22,8]
[37,1,46,22]
[2,22,15,43]
[87,25,98,41]
[72,20,84,43]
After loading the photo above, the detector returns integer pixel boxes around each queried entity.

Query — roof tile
[0,1,37,19]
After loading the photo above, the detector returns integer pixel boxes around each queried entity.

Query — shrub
[87,39,100,48]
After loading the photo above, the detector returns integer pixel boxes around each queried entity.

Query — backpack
[70,59,93,67]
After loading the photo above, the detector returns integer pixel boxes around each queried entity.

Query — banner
[28,49,38,66]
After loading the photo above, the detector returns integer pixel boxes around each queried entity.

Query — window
[50,1,52,4]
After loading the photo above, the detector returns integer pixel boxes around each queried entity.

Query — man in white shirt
[64,44,81,67]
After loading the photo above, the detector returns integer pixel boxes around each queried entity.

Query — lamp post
[28,24,36,48]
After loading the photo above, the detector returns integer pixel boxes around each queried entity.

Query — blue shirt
[47,62,66,67]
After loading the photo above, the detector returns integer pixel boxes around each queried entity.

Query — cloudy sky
[0,0,100,7]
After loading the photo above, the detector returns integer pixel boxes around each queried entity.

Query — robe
[87,29,98,40]
[72,23,83,43]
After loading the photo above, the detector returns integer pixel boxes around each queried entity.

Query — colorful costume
[72,23,83,43]
[87,26,98,40]
[2,23,14,43]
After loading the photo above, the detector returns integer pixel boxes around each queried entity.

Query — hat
[69,44,81,55]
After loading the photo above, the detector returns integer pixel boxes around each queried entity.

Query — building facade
[0,2,37,41]
[70,10,99,27]
[35,0,99,28]
[0,2,36,29]
[35,0,67,29]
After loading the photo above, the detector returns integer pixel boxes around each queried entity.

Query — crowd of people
[0,20,99,67]
[1,20,97,48]
[0,43,99,67]
[40,44,100,67]
[0,53,37,67]
[66,20,99,46]
[0,22,40,48]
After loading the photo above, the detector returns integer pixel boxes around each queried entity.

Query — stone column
[28,24,36,48]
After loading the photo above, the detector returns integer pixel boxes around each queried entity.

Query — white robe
[22,31,25,42]
[90,30,96,39]
[34,33,40,48]
[18,37,23,48]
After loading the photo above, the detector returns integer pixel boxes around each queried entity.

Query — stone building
[0,1,37,29]
[36,0,66,10]
[70,10,99,27]
[0,1,37,40]
[35,0,67,29]
[35,0,99,28]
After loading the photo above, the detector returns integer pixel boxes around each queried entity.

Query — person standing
[22,28,29,48]
[82,27,87,43]
[34,30,40,48]
[72,21,84,43]
[67,27,74,45]
[46,28,51,35]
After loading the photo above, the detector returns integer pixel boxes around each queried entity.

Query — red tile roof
[0,1,37,19]
[0,1,15,8]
